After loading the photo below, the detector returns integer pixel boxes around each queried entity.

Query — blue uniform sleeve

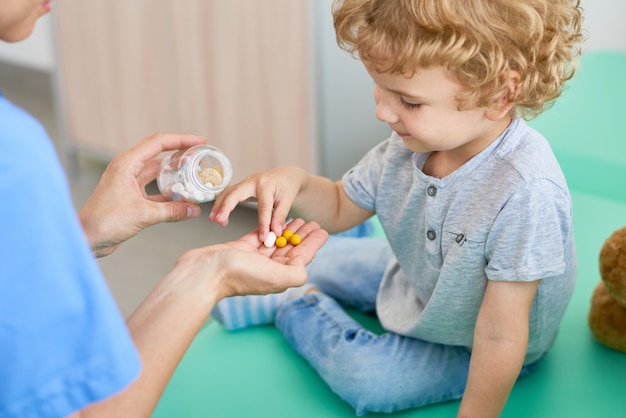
[0,95,141,417]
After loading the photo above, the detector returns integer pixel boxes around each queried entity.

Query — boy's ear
[485,70,520,121]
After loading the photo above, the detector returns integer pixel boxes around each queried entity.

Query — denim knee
[277,294,468,415]
[316,331,428,415]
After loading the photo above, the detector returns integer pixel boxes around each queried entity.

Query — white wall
[0,1,622,72]
[0,14,54,71]
[0,1,624,178]
[582,0,626,51]
[313,0,389,179]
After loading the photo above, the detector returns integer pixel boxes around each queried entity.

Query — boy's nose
[373,86,400,124]
[375,99,400,124]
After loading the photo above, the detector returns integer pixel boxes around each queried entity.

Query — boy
[210,0,584,416]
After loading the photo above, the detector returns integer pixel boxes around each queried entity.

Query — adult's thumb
[160,202,202,223]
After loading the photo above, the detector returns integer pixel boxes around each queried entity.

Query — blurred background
[0,0,624,317]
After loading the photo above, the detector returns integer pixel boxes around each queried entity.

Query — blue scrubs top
[0,93,141,417]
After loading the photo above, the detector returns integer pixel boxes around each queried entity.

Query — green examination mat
[153,52,626,417]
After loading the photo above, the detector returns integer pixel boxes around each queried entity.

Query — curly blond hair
[333,0,584,119]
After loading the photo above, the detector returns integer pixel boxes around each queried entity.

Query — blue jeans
[275,235,537,415]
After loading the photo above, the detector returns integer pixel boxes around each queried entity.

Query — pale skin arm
[209,166,374,241]
[79,133,208,258]
[68,218,328,418]
[458,279,540,418]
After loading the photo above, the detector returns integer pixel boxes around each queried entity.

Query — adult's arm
[70,218,328,417]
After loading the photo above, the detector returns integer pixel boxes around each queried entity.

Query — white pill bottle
[157,144,233,203]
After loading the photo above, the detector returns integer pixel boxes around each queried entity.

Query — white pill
[171,182,185,194]
[263,231,277,248]
[191,190,206,202]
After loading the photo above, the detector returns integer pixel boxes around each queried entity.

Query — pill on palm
[282,229,294,240]
[275,236,288,248]
[263,231,277,248]
[289,233,302,246]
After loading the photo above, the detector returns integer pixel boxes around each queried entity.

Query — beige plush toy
[589,226,626,352]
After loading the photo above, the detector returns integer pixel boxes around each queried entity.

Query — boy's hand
[209,166,309,241]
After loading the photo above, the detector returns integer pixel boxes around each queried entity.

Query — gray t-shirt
[342,119,576,364]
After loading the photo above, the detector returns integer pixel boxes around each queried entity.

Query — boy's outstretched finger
[209,184,255,227]
[255,186,282,241]
[269,200,293,239]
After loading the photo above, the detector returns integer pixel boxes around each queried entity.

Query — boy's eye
[399,96,421,110]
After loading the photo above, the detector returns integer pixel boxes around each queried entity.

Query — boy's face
[0,0,52,43]
[367,65,510,159]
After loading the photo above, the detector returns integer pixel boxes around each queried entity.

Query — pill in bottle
[157,144,233,203]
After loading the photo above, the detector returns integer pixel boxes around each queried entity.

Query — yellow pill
[282,229,294,240]
[289,234,302,246]
[275,236,288,248]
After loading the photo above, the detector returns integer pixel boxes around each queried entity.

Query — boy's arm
[211,166,373,239]
[292,176,374,234]
[458,279,540,418]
